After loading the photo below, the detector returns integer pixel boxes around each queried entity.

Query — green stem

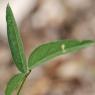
[17,70,31,95]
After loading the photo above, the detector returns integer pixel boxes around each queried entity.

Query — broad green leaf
[6,4,27,73]
[28,40,95,69]
[5,73,25,95]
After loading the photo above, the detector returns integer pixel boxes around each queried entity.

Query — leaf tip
[6,3,13,15]
[6,3,10,10]
[6,3,11,19]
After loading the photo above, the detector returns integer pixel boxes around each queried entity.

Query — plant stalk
[17,70,31,95]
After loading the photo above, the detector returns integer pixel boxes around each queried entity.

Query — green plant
[5,4,95,95]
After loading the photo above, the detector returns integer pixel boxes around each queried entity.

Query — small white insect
[61,44,66,52]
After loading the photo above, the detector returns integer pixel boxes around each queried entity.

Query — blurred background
[0,0,95,95]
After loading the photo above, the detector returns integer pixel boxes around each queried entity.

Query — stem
[17,70,31,95]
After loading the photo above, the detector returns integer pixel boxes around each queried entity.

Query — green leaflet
[6,4,27,73]
[5,73,25,95]
[28,40,95,69]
